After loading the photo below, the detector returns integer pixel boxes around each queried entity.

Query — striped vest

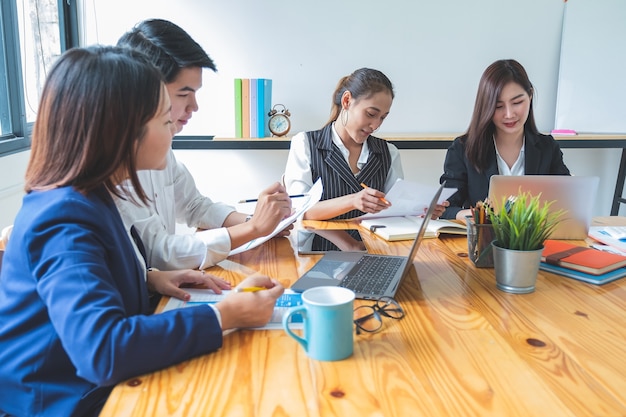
[307,124,392,220]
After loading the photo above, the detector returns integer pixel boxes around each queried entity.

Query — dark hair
[117,18,216,82]
[464,59,538,172]
[326,68,395,126]
[25,46,164,204]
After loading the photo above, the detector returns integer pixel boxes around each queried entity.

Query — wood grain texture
[101,218,626,417]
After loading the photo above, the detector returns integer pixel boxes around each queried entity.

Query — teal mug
[282,286,355,361]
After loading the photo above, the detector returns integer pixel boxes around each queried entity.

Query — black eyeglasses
[353,297,405,335]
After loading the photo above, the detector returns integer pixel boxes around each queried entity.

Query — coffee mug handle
[282,306,307,351]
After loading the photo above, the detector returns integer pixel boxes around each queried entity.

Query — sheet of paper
[162,288,303,330]
[230,178,323,255]
[358,179,456,220]
[589,226,626,255]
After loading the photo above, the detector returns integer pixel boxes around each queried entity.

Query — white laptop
[488,175,599,240]
[290,183,444,300]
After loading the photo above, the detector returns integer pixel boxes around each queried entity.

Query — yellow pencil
[360,183,390,205]
[235,286,267,293]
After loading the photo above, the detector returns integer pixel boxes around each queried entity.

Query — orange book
[241,78,250,138]
[541,239,626,275]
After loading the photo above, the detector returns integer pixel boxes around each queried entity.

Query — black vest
[307,124,392,220]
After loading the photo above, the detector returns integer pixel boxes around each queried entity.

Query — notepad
[162,289,303,330]
[360,217,466,241]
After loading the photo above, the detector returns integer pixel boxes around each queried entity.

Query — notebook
[488,175,599,240]
[290,183,445,300]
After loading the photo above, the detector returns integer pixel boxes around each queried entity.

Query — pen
[238,194,307,204]
[235,286,268,293]
[360,183,390,205]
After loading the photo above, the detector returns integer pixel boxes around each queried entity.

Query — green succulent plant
[487,190,565,251]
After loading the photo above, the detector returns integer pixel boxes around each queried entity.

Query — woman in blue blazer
[0,46,286,417]
[440,59,570,221]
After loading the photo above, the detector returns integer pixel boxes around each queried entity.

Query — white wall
[0,151,29,230]
[80,0,565,136]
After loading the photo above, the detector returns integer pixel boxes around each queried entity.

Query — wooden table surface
[100,217,626,417]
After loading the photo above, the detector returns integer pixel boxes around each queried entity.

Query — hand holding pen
[357,183,391,213]
[218,274,284,330]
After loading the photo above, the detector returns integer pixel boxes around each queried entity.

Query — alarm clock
[268,104,291,137]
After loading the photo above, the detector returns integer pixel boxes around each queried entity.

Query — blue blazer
[439,129,571,220]
[0,186,223,417]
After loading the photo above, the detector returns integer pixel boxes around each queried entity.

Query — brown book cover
[541,239,626,275]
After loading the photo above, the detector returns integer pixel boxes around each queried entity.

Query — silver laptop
[488,175,599,240]
[291,183,445,300]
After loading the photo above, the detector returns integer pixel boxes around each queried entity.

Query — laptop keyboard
[341,255,404,296]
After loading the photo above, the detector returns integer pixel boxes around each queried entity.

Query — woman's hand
[352,187,391,214]
[215,274,285,330]
[147,269,231,301]
[432,200,450,219]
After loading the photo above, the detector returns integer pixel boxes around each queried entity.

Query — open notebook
[360,217,466,241]
[290,183,444,300]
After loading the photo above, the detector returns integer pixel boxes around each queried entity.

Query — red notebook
[541,240,626,275]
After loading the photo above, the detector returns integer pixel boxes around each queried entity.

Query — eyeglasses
[353,297,405,335]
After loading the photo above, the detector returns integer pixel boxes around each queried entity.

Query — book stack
[540,239,626,285]
[234,78,272,138]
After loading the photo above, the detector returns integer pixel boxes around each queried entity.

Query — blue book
[540,262,626,285]
[257,79,266,137]
[262,79,272,137]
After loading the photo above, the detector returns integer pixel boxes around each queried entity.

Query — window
[0,1,76,157]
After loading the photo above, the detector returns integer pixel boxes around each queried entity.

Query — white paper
[358,179,456,220]
[162,288,303,330]
[589,226,626,255]
[229,179,323,255]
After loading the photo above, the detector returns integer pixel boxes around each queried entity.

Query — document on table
[588,226,626,255]
[162,288,303,330]
[358,179,456,220]
[230,178,323,255]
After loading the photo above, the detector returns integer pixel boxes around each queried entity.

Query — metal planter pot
[491,242,543,294]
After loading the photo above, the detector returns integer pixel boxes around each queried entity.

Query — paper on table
[229,178,323,255]
[589,226,626,255]
[358,179,457,220]
[162,288,303,330]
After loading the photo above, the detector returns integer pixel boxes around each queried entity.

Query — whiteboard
[555,0,626,133]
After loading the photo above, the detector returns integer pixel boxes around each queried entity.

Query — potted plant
[486,191,565,294]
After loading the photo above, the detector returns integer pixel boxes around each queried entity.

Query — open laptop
[291,183,445,299]
[488,175,599,240]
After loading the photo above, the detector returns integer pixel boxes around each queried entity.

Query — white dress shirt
[115,150,236,270]
[494,136,526,176]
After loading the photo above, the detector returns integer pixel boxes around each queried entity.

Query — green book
[234,78,242,138]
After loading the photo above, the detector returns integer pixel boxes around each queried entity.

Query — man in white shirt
[115,19,292,270]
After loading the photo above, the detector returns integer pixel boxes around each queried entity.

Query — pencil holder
[466,216,495,268]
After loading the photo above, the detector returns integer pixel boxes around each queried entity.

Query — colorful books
[234,78,272,138]
[540,262,626,285]
[541,239,626,275]
[360,217,466,241]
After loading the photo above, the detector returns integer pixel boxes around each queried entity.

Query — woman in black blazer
[440,59,570,221]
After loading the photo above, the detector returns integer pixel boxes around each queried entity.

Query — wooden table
[100,217,626,417]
